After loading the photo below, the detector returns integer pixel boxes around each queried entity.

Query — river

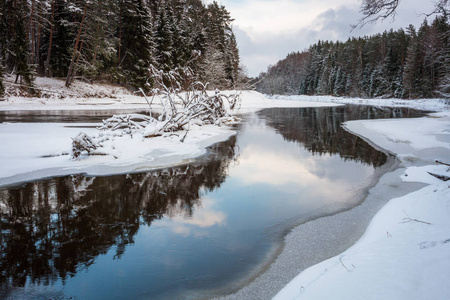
[0,105,426,299]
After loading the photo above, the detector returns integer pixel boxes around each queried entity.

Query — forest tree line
[257,16,450,99]
[0,0,243,96]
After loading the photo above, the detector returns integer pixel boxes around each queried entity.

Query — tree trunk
[28,0,35,64]
[45,0,55,77]
[65,3,88,88]
[118,8,122,67]
[69,41,84,84]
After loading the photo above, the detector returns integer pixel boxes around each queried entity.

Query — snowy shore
[218,98,449,300]
[273,108,450,299]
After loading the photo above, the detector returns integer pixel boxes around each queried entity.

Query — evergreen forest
[256,16,450,99]
[0,0,242,95]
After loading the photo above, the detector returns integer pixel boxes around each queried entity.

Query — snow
[0,121,236,187]
[274,108,450,299]
[268,94,450,112]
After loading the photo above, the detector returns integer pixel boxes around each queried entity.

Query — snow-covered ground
[274,110,450,299]
[269,94,449,112]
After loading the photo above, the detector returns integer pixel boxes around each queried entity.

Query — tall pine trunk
[45,0,55,77]
[65,3,87,88]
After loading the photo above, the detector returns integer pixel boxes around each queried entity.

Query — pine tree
[170,0,192,69]
[155,0,174,72]
[183,0,207,76]
[437,18,450,97]
[118,0,154,90]
[226,32,240,88]
[421,18,443,96]
[80,0,119,80]
[11,0,35,88]
[45,0,74,77]
[0,0,13,72]
[202,1,238,89]
[403,25,419,98]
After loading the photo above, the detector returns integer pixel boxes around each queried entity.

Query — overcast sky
[206,0,437,77]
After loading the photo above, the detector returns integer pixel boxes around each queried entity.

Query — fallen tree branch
[435,160,450,167]
[428,172,450,181]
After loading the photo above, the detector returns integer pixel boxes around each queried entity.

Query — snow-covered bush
[71,65,241,159]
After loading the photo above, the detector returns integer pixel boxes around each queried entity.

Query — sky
[206,0,437,77]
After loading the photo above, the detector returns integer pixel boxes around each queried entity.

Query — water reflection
[0,137,237,297]
[258,106,425,166]
[0,109,150,123]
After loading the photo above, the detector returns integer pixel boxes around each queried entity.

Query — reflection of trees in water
[259,106,424,167]
[0,136,237,291]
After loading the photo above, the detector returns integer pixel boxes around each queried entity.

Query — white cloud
[213,0,356,40]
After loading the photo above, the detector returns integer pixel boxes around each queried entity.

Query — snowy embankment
[0,78,340,187]
[268,94,449,112]
[274,110,450,299]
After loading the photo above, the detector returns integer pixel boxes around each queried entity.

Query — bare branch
[354,0,449,29]
[353,0,400,30]
[402,210,432,225]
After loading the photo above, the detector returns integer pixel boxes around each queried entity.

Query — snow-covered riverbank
[217,97,449,300]
[273,111,450,299]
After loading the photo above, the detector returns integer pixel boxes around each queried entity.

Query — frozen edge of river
[217,110,450,300]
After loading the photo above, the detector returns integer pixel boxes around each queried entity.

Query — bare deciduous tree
[355,0,450,28]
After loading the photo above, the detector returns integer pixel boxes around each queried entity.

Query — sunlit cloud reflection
[158,197,227,236]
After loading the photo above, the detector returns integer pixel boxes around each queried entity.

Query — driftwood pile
[72,65,240,159]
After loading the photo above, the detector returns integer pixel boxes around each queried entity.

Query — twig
[138,88,153,117]
[180,130,189,143]
[402,210,432,225]
[435,160,450,167]
[339,256,349,271]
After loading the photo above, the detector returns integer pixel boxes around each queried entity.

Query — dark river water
[0,106,426,299]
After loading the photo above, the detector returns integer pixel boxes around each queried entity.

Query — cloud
[213,0,356,40]
[221,0,437,77]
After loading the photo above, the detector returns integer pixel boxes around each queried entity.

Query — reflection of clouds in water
[163,197,227,237]
[235,145,319,186]
[231,143,369,203]
[230,114,375,205]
